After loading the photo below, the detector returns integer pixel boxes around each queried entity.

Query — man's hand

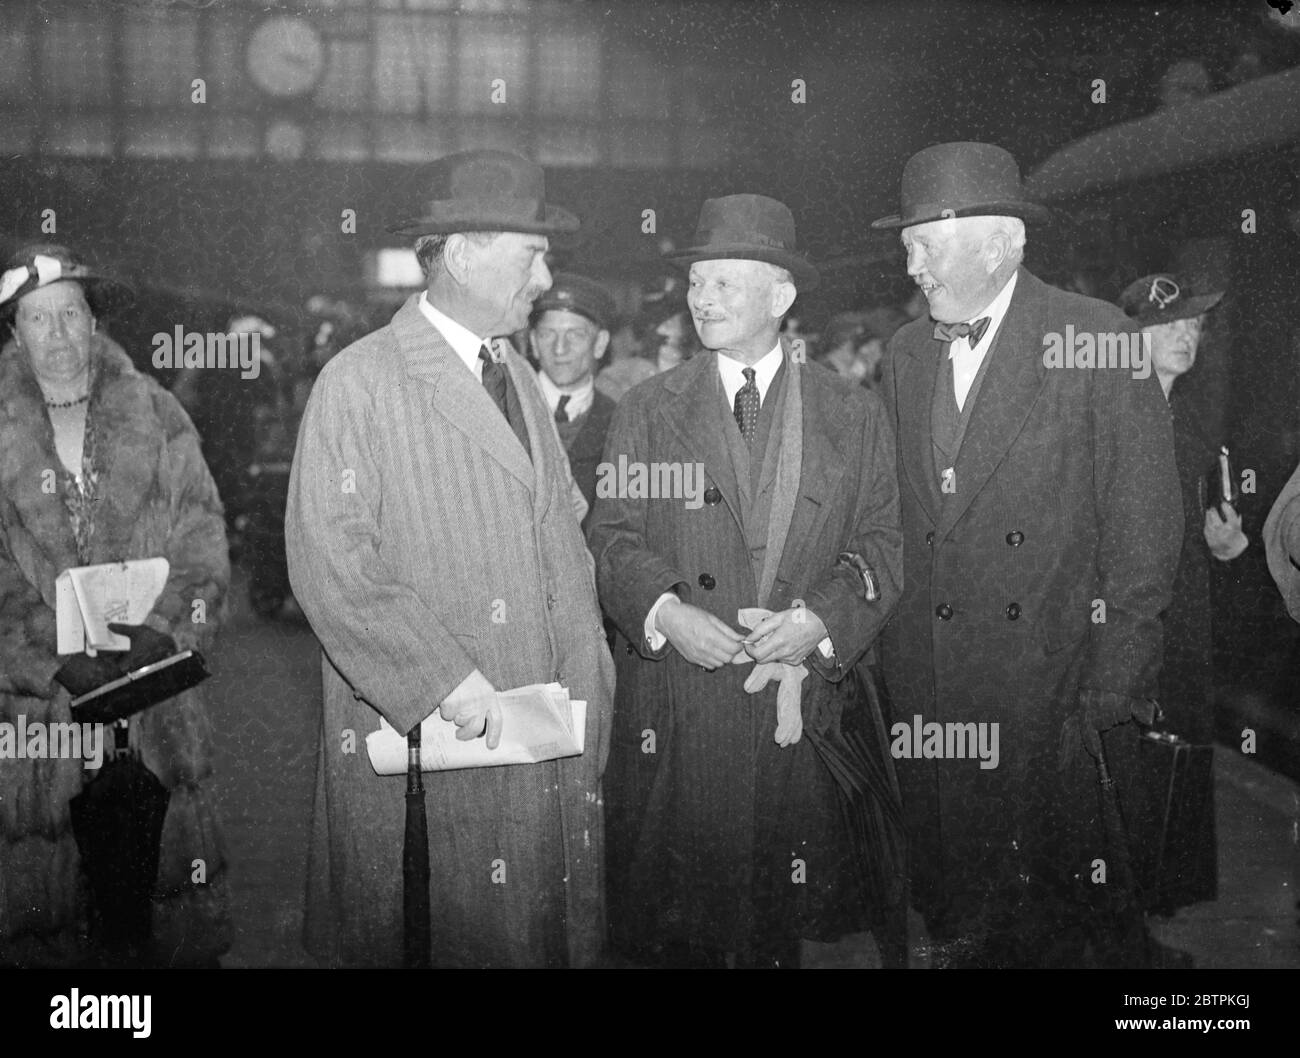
[1204,502,1248,562]
[742,606,828,666]
[655,598,746,670]
[437,668,501,748]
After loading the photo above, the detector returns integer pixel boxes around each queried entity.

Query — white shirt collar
[948,271,1018,359]
[717,342,784,406]
[418,292,491,377]
[535,369,595,420]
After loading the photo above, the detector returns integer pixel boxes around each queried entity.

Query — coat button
[935,603,953,620]
[1006,530,1025,547]
[547,593,556,610]
[625,643,635,655]
[703,486,722,506]
[1006,602,1021,620]
[698,573,716,590]
[926,531,935,546]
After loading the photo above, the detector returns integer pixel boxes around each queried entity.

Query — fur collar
[0,335,165,602]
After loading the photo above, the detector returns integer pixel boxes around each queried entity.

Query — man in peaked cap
[874,142,1183,967]
[286,149,614,967]
[589,194,903,967]
[528,272,618,530]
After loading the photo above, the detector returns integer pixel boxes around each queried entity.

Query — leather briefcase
[1127,728,1217,913]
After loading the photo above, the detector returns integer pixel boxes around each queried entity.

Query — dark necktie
[733,367,759,447]
[934,316,991,347]
[554,394,570,423]
[478,345,531,457]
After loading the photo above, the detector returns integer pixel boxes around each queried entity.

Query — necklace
[44,394,89,409]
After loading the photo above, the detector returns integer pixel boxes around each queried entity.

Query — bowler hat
[0,243,134,324]
[1118,273,1223,327]
[387,149,579,237]
[666,194,820,291]
[531,272,616,331]
[871,142,1051,229]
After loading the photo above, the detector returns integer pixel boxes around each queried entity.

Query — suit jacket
[879,267,1183,920]
[589,344,903,951]
[564,388,617,532]
[286,294,614,968]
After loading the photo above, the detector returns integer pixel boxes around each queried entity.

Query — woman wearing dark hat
[1119,271,1242,916]
[0,243,231,966]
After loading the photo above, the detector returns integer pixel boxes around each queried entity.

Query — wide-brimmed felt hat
[1118,273,1224,327]
[871,141,1052,229]
[0,243,134,324]
[387,149,579,237]
[666,194,820,291]
[531,272,616,331]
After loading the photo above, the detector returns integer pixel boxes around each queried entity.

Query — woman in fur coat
[0,244,231,967]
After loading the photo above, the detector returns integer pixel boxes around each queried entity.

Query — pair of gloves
[52,623,177,698]
[737,607,807,748]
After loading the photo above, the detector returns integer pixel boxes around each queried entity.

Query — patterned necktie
[479,345,508,414]
[934,316,991,346]
[554,394,570,423]
[478,345,531,457]
[733,367,760,447]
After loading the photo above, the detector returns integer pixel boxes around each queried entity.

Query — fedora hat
[666,194,819,291]
[871,142,1051,230]
[0,243,134,324]
[387,149,579,237]
[1118,273,1223,327]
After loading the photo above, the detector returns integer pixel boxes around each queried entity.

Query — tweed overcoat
[879,268,1183,925]
[588,347,903,953]
[0,334,231,967]
[285,294,614,969]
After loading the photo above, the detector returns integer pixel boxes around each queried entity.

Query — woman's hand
[1204,502,1248,562]
[106,622,178,670]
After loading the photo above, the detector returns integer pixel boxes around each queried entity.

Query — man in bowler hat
[286,149,614,967]
[874,142,1182,966]
[589,194,903,967]
[528,272,619,528]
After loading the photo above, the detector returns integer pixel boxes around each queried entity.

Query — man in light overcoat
[286,149,614,968]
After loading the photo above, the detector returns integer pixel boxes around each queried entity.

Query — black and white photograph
[0,0,1297,1034]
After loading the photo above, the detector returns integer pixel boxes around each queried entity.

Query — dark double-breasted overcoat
[879,268,1183,941]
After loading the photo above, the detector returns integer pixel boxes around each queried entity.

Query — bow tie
[934,316,991,347]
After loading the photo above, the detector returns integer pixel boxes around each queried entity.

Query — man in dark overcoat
[589,194,903,967]
[874,142,1184,967]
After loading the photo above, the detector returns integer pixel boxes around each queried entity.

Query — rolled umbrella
[68,722,171,966]
[804,662,907,928]
[1024,67,1300,202]
[403,725,431,968]
[1094,743,1150,968]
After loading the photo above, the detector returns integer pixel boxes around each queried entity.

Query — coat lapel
[935,268,1050,540]
[657,352,744,532]
[769,363,850,591]
[894,326,944,526]
[390,295,534,493]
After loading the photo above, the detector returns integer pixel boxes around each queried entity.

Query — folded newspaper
[55,558,169,655]
[366,682,587,774]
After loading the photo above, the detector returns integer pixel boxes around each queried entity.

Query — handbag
[1126,726,1217,913]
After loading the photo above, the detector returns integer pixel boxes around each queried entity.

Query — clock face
[247,16,326,99]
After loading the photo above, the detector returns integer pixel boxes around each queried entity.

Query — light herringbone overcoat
[286,294,614,968]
